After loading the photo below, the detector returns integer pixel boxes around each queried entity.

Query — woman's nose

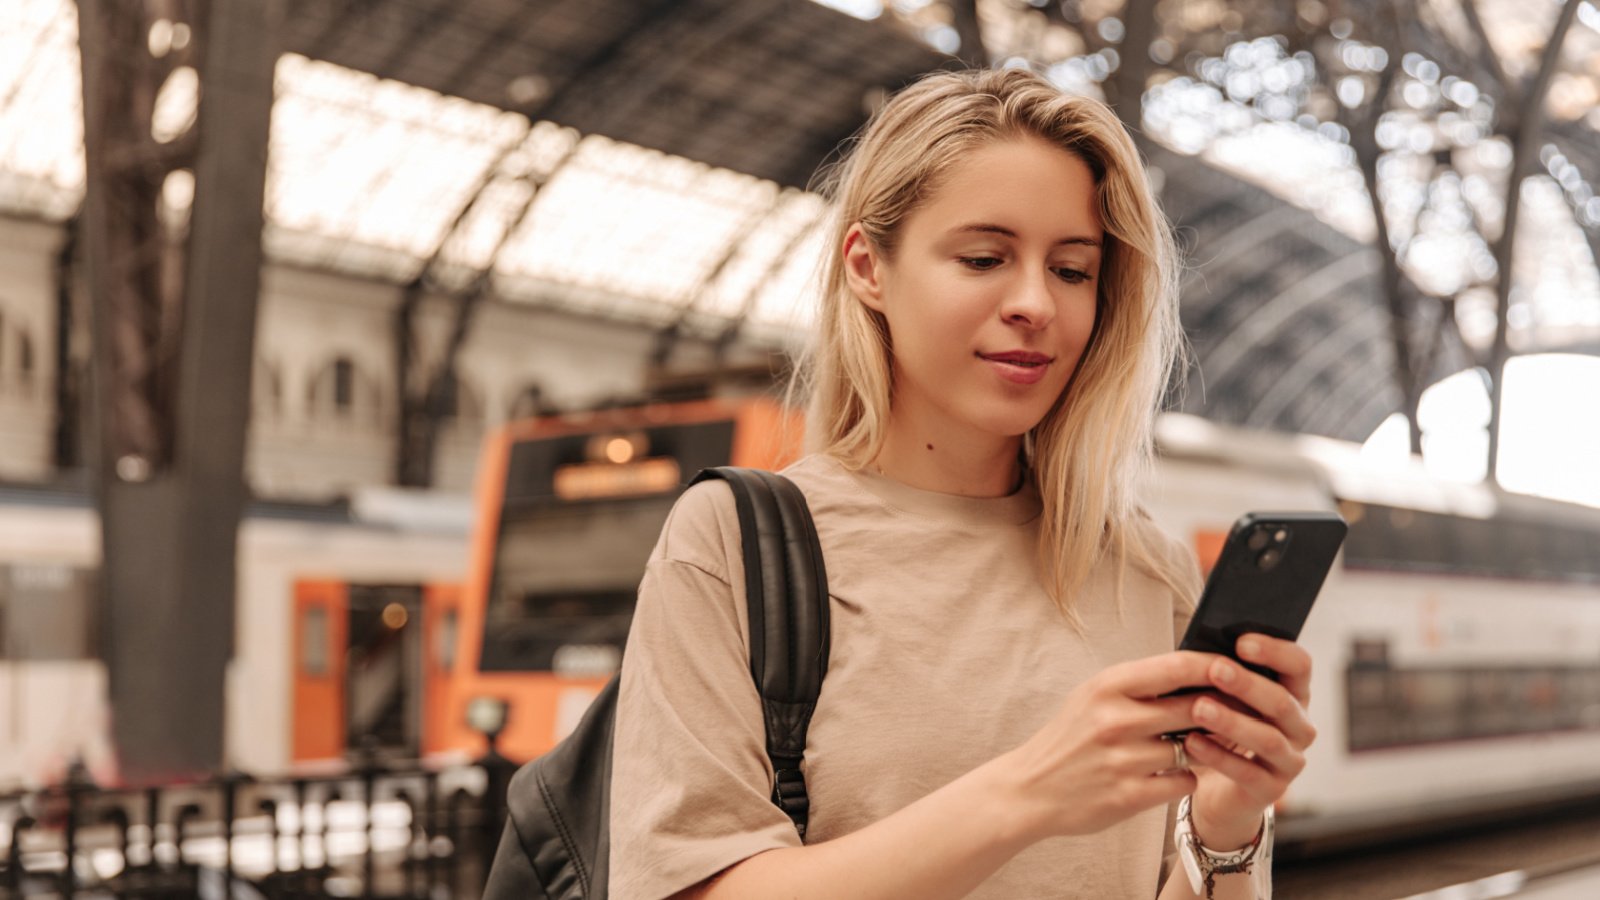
[1000,272,1056,329]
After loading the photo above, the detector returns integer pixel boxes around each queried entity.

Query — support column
[77,0,280,782]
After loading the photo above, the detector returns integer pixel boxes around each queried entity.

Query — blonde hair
[798,68,1193,626]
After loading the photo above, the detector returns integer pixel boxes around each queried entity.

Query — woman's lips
[978,351,1052,385]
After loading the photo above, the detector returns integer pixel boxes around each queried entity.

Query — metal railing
[0,754,516,898]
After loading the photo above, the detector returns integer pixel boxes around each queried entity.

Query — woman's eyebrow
[949,222,1101,247]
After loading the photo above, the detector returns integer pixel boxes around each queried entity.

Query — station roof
[279,0,943,190]
[1,0,1596,443]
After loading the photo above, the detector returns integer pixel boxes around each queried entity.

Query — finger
[1237,635,1313,705]
[1134,767,1198,808]
[1106,651,1225,699]
[1090,695,1205,748]
[1191,694,1305,777]
[1194,691,1261,720]
[1137,694,1215,736]
[1182,732,1277,798]
[1164,692,1260,755]
[1120,735,1195,776]
[1207,655,1317,749]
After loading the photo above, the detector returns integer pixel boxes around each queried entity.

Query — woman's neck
[870,416,1024,499]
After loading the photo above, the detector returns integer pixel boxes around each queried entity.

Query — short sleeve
[1169,536,1202,649]
[1129,513,1203,649]
[607,483,803,900]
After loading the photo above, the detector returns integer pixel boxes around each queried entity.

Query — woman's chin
[967,410,1051,440]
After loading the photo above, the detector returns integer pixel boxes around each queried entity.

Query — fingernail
[1239,639,1260,659]
[1195,700,1216,722]
[1213,661,1234,683]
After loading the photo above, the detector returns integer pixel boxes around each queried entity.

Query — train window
[481,587,636,672]
[435,610,458,672]
[1501,520,1542,579]
[1339,499,1600,583]
[1,564,96,660]
[481,495,671,671]
[301,606,329,677]
[478,420,740,672]
[1464,519,1489,574]
[1347,663,1600,751]
[501,420,735,503]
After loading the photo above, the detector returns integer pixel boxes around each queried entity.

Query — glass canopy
[0,0,830,342]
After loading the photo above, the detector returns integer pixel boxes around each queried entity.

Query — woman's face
[845,136,1104,446]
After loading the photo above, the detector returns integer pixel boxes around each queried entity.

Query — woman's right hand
[998,651,1218,841]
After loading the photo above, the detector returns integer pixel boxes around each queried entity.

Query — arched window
[19,331,34,385]
[308,355,362,420]
[333,358,355,412]
[509,384,547,421]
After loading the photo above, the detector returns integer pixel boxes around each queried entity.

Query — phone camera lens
[1274,529,1288,543]
[1247,528,1271,551]
[1257,547,1283,571]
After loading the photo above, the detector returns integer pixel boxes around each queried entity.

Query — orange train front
[445,397,803,762]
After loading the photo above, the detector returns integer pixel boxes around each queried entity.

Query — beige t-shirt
[609,454,1200,900]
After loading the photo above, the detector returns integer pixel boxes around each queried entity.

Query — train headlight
[466,695,509,739]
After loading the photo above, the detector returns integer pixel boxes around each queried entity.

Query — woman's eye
[1054,267,1092,284]
[958,256,1003,270]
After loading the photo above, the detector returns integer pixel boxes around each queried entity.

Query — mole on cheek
[925,443,934,451]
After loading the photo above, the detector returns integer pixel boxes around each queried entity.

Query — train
[0,484,472,788]
[4,396,1598,850]
[1148,415,1600,845]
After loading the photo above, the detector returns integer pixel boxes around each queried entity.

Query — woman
[608,68,1315,900]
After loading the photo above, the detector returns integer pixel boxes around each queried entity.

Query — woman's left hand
[1180,634,1317,850]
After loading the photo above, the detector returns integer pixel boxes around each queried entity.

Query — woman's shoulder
[1124,510,1204,603]
[653,476,741,581]
[1126,510,1182,556]
[654,455,851,578]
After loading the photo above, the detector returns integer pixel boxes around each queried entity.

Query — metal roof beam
[447,0,684,121]
[370,0,461,78]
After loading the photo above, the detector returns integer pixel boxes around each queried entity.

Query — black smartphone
[1176,511,1348,682]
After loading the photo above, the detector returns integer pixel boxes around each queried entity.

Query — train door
[292,580,347,763]
[295,581,460,764]
[343,585,424,760]
[421,583,462,756]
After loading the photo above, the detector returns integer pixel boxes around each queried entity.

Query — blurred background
[1,0,1598,897]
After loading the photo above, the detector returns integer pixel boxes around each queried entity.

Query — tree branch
[1485,0,1583,477]
[945,0,988,69]
[1459,0,1510,94]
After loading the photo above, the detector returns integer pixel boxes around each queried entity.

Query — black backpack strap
[690,467,830,840]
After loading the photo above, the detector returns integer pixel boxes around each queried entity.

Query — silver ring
[1170,736,1189,772]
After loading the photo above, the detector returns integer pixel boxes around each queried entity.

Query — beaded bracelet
[1174,795,1274,899]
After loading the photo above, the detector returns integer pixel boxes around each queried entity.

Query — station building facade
[0,213,743,501]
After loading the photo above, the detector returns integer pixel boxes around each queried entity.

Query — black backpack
[482,467,831,899]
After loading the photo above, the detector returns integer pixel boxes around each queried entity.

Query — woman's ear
[842,223,887,314]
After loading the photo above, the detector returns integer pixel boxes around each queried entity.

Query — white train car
[0,491,106,789]
[0,487,470,790]
[1150,414,1600,844]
